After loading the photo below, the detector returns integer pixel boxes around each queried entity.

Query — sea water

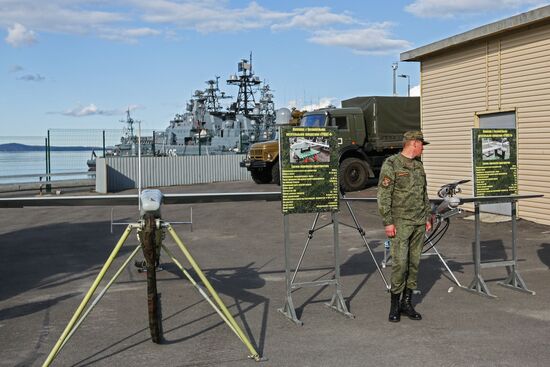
[0,150,95,184]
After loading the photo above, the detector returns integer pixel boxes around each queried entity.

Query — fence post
[152,131,156,156]
[102,130,106,157]
[46,131,51,193]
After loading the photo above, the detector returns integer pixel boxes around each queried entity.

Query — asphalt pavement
[1,181,549,367]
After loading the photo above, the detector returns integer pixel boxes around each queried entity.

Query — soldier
[377,130,432,322]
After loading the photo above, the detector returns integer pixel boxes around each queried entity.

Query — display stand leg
[466,203,496,298]
[278,215,303,325]
[499,270,535,294]
[325,213,354,319]
[279,212,354,325]
[497,201,535,295]
[279,295,302,326]
[466,274,495,298]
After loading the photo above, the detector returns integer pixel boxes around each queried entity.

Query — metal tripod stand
[42,219,262,366]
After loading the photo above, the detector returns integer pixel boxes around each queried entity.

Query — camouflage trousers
[390,221,425,294]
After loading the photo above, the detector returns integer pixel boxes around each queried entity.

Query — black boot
[400,288,422,320]
[388,293,401,322]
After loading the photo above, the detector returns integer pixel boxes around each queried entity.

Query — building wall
[420,22,550,225]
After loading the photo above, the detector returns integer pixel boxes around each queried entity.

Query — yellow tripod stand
[42,219,261,366]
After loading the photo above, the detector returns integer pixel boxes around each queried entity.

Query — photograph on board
[288,137,331,164]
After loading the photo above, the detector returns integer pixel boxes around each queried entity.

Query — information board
[280,126,339,214]
[472,128,518,196]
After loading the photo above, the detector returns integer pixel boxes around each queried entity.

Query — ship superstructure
[114,109,155,156]
[155,54,277,155]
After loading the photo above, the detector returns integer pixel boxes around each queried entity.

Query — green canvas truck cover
[341,96,420,151]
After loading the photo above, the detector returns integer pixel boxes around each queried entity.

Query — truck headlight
[267,153,272,160]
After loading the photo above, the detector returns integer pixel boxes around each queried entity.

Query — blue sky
[1,0,548,136]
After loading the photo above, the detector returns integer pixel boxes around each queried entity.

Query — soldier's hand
[385,224,396,238]
[426,220,432,232]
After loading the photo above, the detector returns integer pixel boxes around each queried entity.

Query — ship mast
[204,76,231,113]
[227,52,261,116]
[259,82,275,124]
[121,108,135,141]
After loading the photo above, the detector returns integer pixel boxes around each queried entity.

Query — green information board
[472,128,518,196]
[280,126,339,214]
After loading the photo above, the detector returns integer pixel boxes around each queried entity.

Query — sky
[1,0,548,137]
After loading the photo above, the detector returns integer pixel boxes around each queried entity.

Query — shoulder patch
[381,176,392,187]
[386,154,397,163]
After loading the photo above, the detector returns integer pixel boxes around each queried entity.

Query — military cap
[403,130,429,145]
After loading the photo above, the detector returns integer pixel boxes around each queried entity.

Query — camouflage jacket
[377,153,431,226]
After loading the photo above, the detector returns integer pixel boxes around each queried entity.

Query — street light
[398,74,410,97]
[392,63,398,96]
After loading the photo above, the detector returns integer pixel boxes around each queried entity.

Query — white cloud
[288,97,339,111]
[136,0,290,33]
[0,1,288,41]
[272,7,356,31]
[405,0,543,18]
[0,1,126,34]
[0,1,370,38]
[52,103,142,117]
[0,1,412,55]
[56,104,120,117]
[17,73,45,82]
[410,84,421,96]
[99,27,162,43]
[308,24,412,55]
[1,1,133,43]
[5,23,36,47]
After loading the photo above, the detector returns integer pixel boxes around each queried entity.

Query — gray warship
[156,56,276,155]
[87,55,277,170]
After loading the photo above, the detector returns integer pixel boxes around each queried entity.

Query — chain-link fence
[0,136,47,184]
[47,128,152,174]
[0,129,155,184]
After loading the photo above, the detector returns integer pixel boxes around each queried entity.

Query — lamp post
[398,74,410,97]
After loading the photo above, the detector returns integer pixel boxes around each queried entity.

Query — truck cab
[301,107,366,152]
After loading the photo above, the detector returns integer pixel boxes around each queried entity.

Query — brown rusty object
[141,213,162,343]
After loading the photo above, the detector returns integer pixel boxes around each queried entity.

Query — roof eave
[401,5,550,62]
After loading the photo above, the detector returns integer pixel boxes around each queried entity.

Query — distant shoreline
[0,143,101,152]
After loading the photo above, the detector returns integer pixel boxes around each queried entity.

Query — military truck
[240,96,420,191]
[240,108,303,185]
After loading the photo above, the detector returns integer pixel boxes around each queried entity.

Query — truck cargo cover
[341,96,420,150]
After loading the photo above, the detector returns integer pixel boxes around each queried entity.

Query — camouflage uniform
[377,153,431,294]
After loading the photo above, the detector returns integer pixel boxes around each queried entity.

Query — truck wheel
[271,162,280,185]
[251,169,272,184]
[340,158,368,192]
